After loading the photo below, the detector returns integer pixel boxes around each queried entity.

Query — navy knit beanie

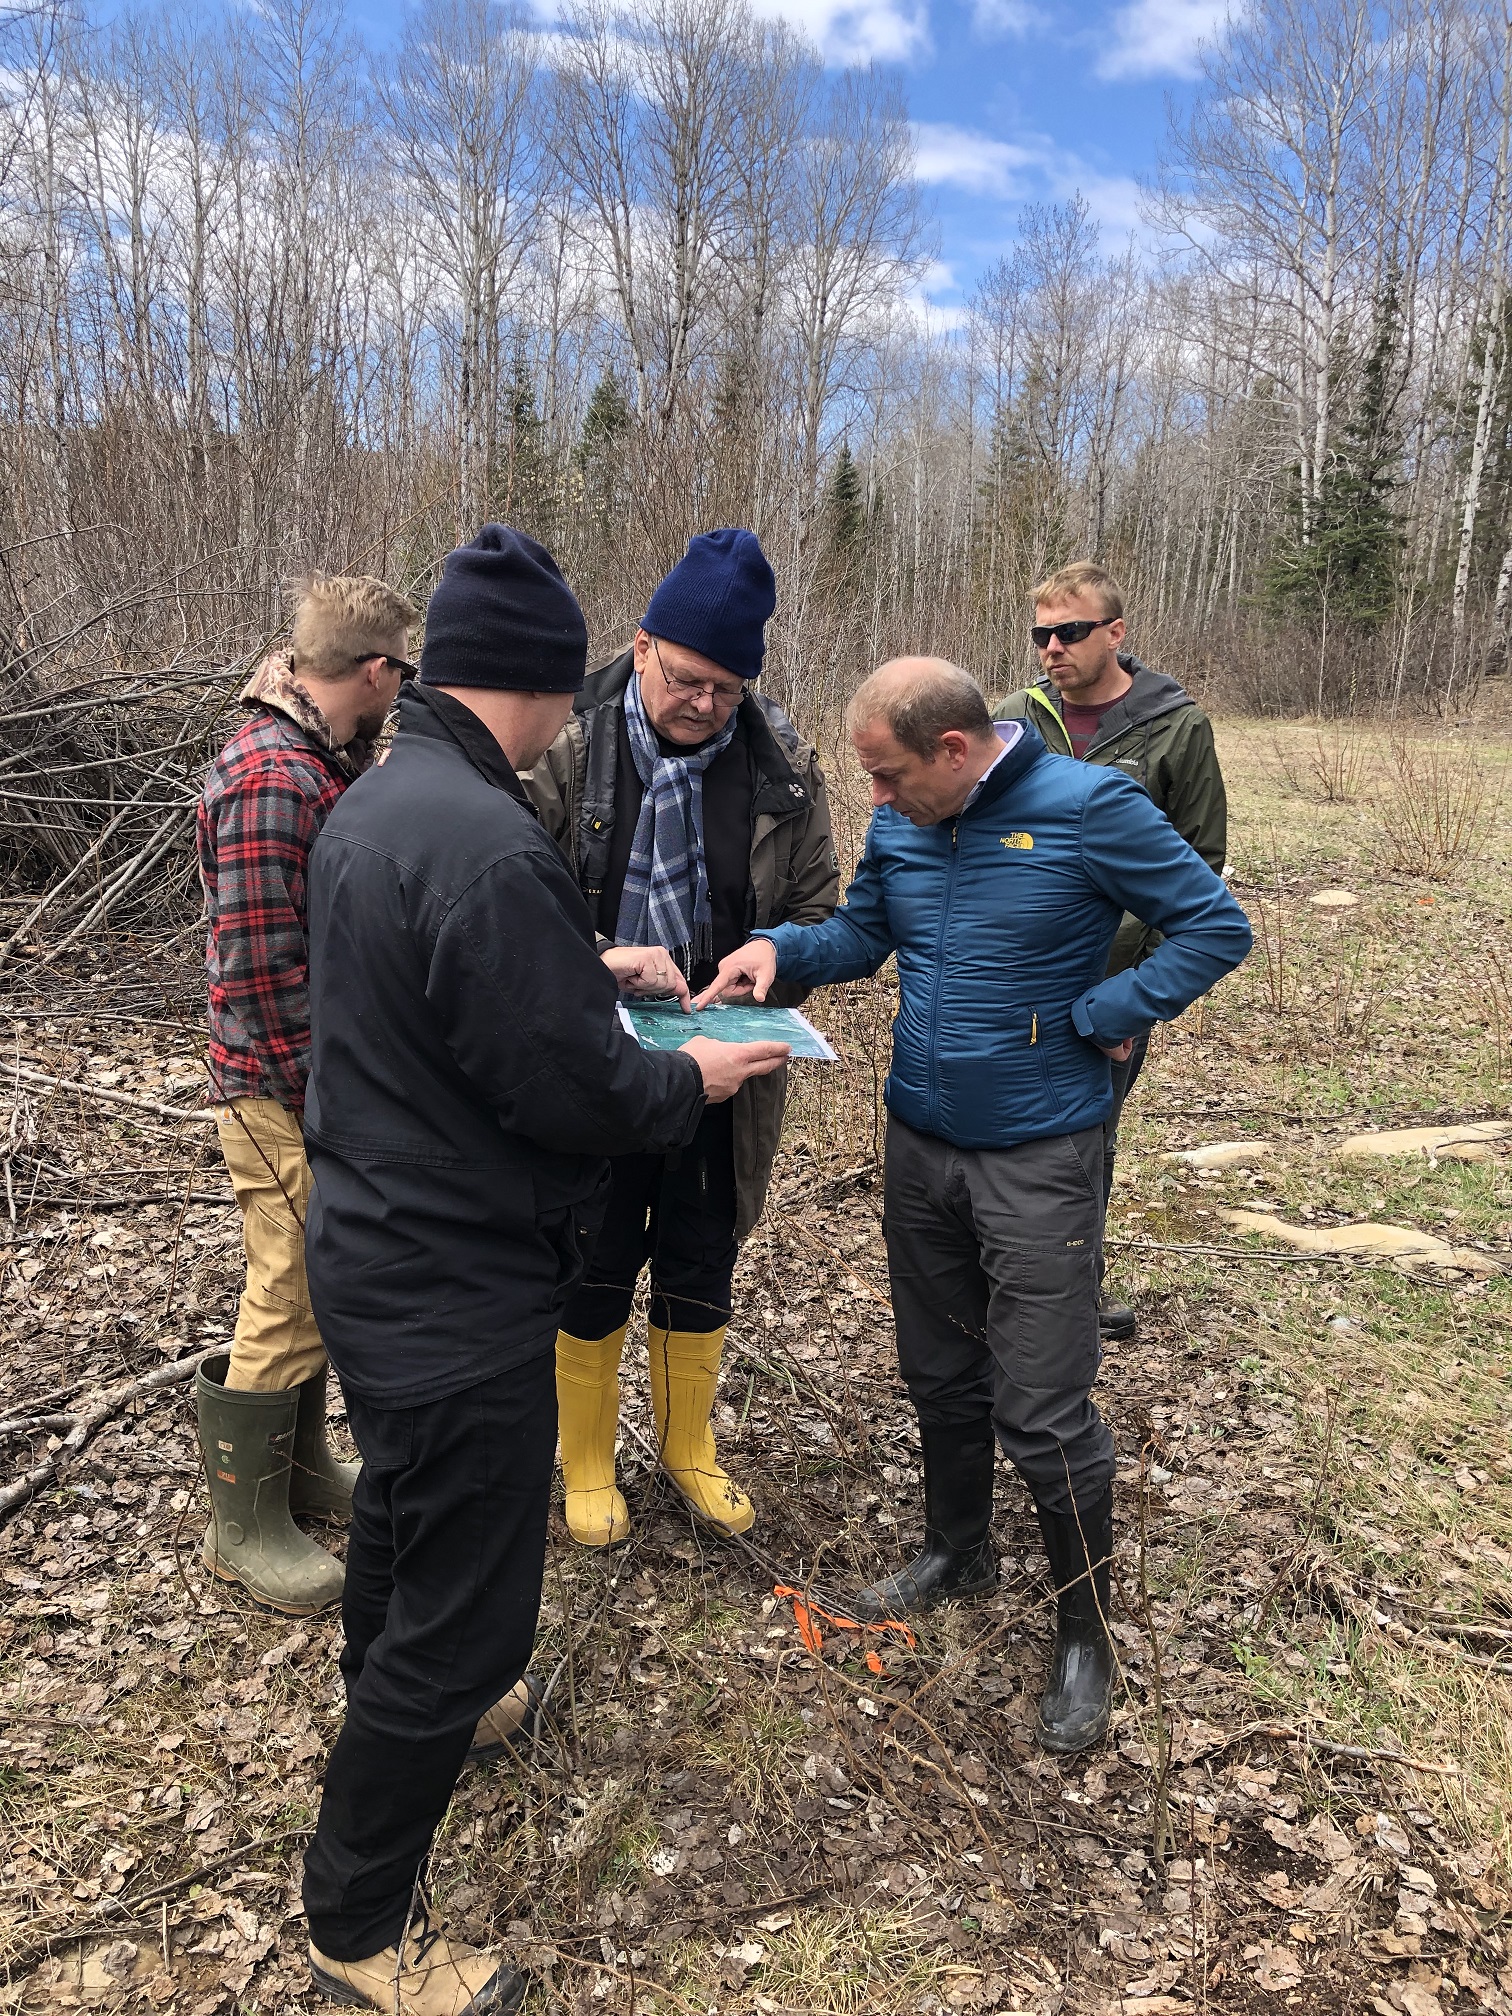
[642,529,776,681]
[420,524,588,692]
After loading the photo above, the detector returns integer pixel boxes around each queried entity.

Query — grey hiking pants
[883,1113,1115,1517]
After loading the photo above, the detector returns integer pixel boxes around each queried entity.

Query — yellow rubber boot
[556,1326,630,1547]
[647,1323,754,1535]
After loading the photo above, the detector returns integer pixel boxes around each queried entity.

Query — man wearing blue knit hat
[528,529,839,1547]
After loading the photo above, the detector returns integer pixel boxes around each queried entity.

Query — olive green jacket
[993,654,1227,975]
[525,650,840,1239]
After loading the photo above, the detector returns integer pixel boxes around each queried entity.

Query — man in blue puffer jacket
[697,657,1251,1753]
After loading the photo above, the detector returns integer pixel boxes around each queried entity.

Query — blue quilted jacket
[758,719,1251,1149]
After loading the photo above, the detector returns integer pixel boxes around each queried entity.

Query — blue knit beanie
[642,529,776,681]
[420,524,587,692]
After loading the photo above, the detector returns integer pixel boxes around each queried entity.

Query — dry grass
[1,714,1511,2013]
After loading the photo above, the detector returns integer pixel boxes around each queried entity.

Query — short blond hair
[290,575,418,677]
[1031,562,1124,620]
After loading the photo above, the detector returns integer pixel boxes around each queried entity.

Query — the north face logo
[1000,832,1033,850]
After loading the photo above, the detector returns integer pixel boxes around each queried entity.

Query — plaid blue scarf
[614,668,739,970]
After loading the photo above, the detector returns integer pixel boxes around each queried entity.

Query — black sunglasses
[356,651,419,680]
[1030,618,1115,649]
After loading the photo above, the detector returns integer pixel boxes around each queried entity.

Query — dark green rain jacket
[993,654,1227,976]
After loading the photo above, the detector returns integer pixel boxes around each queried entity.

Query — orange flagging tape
[772,1585,918,1669]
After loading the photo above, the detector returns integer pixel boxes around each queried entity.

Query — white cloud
[911,121,1035,198]
[1096,0,1233,80]
[905,257,971,330]
[970,0,1038,35]
[1063,168,1147,238]
[909,118,1161,258]
[746,0,930,65]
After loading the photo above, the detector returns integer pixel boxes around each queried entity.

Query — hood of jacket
[240,648,376,780]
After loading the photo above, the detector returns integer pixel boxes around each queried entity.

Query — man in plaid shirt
[194,575,417,1614]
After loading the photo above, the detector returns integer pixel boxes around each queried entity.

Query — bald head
[847,656,995,758]
[847,656,1003,826]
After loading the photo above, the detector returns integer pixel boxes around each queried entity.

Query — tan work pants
[217,1097,327,1391]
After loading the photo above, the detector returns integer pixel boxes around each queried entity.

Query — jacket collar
[240,648,375,780]
[400,684,537,813]
[958,713,1046,820]
[1032,653,1193,740]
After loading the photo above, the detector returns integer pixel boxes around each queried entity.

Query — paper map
[617,999,837,1060]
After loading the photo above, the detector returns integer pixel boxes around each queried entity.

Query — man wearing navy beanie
[527,529,839,1550]
[298,526,790,2011]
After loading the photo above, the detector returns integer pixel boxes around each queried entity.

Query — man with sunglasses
[527,529,838,1549]
[194,573,418,1613]
[995,563,1228,1342]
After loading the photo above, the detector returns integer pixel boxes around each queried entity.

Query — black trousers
[883,1114,1114,1517]
[302,1352,556,1962]
[561,1101,737,1339]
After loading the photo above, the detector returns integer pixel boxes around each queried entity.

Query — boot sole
[665,1476,755,1538]
[1036,1709,1111,1755]
[310,1959,527,2013]
[203,1558,338,1619]
[564,1525,631,1550]
[309,1961,375,2007]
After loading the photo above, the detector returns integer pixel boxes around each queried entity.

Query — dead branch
[0,1827,310,1980]
[0,1345,219,1522]
[5,1065,215,1124]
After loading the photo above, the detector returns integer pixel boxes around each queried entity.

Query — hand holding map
[619,998,836,1061]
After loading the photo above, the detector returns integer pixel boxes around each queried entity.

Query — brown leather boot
[309,1902,526,2013]
[466,1675,544,1765]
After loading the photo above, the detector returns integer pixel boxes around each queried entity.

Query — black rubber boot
[1035,1485,1117,1754]
[850,1424,998,1622]
[1098,1296,1136,1341]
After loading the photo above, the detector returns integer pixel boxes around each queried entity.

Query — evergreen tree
[499,348,552,534]
[823,441,864,553]
[575,369,631,529]
[1264,275,1403,625]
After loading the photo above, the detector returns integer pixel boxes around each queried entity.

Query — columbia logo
[1000,832,1033,850]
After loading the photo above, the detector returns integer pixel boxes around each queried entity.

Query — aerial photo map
[617,1000,837,1060]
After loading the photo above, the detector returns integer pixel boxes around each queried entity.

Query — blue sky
[900,0,1218,318]
[350,0,1225,316]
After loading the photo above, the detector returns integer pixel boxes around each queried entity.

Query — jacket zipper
[1031,682,1149,771]
[1027,686,1071,756]
[927,818,960,1132]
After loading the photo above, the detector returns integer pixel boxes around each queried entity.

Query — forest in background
[4,0,1512,939]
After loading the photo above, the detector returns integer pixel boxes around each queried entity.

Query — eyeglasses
[1030,618,1115,650]
[357,651,419,681]
[653,638,744,708]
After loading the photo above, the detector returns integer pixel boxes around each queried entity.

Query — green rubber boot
[288,1366,359,1523]
[195,1355,345,1616]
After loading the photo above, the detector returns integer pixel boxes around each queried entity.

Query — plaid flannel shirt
[197,655,371,1113]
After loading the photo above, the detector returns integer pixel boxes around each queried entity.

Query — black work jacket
[303,684,705,1407]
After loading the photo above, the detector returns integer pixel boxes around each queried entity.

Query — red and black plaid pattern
[197,708,352,1113]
